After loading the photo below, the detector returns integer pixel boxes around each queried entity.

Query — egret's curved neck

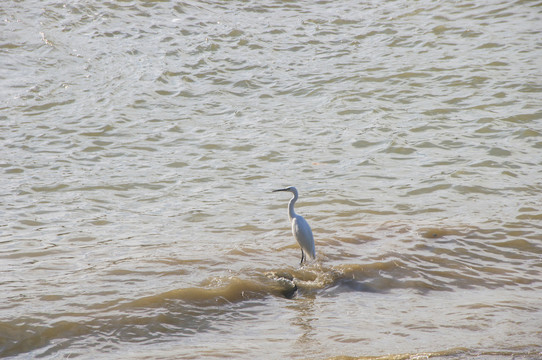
[288,192,298,220]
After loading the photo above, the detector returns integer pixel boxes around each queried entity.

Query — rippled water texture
[1,1,542,359]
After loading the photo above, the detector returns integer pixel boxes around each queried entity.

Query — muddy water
[1,1,541,359]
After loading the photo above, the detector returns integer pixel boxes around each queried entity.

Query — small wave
[323,347,469,360]
[123,277,271,308]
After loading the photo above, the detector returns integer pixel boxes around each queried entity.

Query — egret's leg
[300,249,305,265]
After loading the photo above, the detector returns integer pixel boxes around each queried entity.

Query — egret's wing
[292,216,316,259]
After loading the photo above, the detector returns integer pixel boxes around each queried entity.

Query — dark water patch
[31,184,69,192]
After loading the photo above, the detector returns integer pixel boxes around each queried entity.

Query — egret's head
[272,186,298,195]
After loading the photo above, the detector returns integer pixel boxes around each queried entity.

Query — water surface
[1,1,541,359]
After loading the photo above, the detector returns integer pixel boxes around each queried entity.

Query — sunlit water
[1,1,541,359]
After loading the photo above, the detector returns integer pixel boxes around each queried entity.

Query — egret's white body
[273,186,316,264]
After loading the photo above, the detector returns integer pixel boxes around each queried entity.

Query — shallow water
[1,0,542,359]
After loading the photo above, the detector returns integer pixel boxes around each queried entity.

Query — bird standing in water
[273,186,316,265]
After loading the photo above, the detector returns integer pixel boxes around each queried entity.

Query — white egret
[273,186,316,265]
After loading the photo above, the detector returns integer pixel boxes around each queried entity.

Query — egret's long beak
[272,188,289,192]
